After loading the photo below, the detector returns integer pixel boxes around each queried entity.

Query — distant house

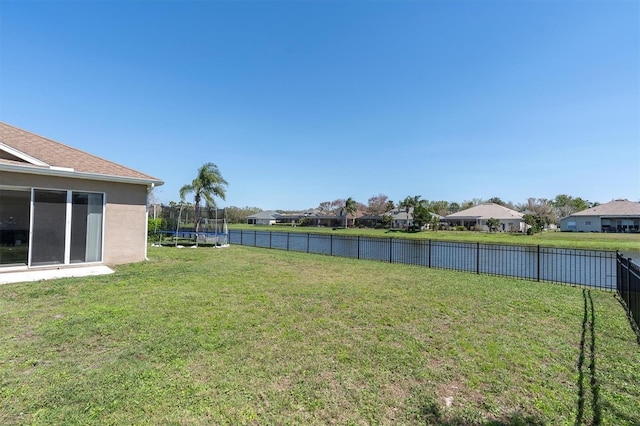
[355,214,383,228]
[0,121,163,274]
[386,207,442,230]
[388,207,415,229]
[247,211,279,226]
[444,203,525,232]
[559,199,640,233]
[301,213,344,228]
[247,209,360,228]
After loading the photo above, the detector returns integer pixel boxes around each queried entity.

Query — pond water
[620,250,640,263]
[230,230,619,290]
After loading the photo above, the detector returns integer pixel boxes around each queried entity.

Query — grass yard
[229,224,640,252]
[1,245,639,425]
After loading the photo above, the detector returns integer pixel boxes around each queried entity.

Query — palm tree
[179,162,228,233]
[343,197,357,228]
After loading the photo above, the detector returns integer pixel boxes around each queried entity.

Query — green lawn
[229,224,640,252]
[1,246,639,425]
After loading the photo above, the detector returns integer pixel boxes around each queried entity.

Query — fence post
[616,251,620,294]
[628,257,632,305]
[389,238,393,263]
[307,233,310,253]
[240,229,243,245]
[428,239,432,268]
[269,231,272,249]
[330,234,333,256]
[287,232,290,251]
[357,236,360,259]
[537,245,540,282]
[476,242,480,274]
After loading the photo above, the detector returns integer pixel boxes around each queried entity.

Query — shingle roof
[445,203,524,220]
[247,211,280,220]
[0,121,162,184]
[568,199,640,217]
[387,207,414,220]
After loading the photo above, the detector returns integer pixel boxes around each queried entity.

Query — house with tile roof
[247,210,280,226]
[387,207,415,229]
[247,210,353,228]
[0,121,163,274]
[384,207,443,230]
[444,203,526,232]
[559,199,640,233]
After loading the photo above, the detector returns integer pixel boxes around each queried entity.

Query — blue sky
[1,0,638,210]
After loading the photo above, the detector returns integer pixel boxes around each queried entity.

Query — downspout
[145,183,154,260]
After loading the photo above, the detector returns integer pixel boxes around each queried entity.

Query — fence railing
[616,253,640,331]
[229,230,617,290]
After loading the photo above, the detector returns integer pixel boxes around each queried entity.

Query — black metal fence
[229,230,617,290]
[616,253,640,331]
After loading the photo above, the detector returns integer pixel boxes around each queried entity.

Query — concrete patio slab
[0,265,114,285]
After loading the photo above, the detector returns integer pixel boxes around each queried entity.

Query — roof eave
[445,215,522,220]
[0,162,164,187]
[444,215,479,220]
[0,142,50,166]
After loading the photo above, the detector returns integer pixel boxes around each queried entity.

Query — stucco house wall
[559,216,601,232]
[476,218,526,233]
[0,172,151,265]
[0,121,162,274]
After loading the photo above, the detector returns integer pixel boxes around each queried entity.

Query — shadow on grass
[411,393,546,425]
[598,400,640,425]
[576,289,602,426]
[412,289,611,425]
[614,294,640,346]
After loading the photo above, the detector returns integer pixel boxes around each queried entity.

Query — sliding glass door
[0,188,104,268]
[31,190,67,266]
[71,192,104,263]
[0,189,31,266]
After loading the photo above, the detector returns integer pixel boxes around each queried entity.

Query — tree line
[315,193,598,227]
[152,162,601,232]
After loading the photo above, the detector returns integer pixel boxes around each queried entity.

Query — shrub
[148,218,166,236]
[523,214,545,235]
